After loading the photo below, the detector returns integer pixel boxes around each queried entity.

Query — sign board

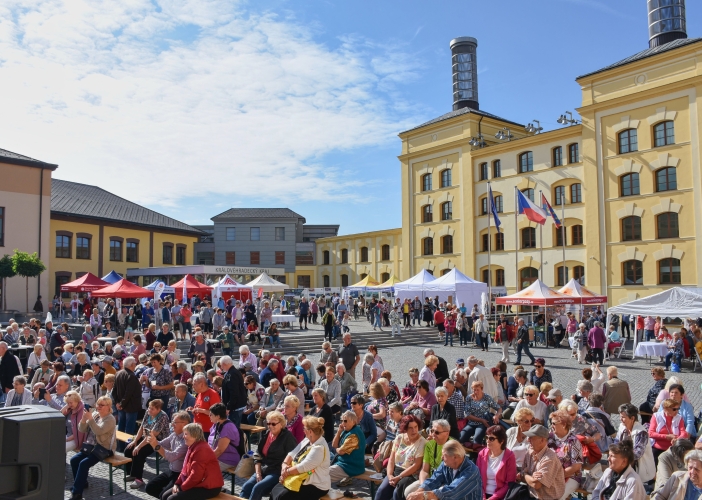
[207,266,286,276]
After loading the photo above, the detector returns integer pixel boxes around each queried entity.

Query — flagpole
[539,190,544,282]
[487,182,492,328]
[514,187,519,296]
[561,202,566,285]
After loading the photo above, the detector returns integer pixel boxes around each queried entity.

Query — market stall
[246,272,289,294]
[91,279,152,298]
[212,274,253,302]
[171,274,212,301]
[424,268,488,308]
[101,270,123,284]
[369,274,402,293]
[60,273,109,292]
[393,269,436,301]
[557,279,608,305]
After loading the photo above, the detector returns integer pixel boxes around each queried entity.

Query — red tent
[92,279,152,298]
[495,279,577,306]
[60,272,109,292]
[557,278,607,305]
[171,274,212,301]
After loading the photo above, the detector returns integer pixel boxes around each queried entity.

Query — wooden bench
[213,493,244,500]
[354,468,383,499]
[115,430,161,474]
[240,424,265,450]
[103,453,132,496]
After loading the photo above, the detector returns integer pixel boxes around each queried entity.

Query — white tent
[394,269,437,301]
[216,275,252,292]
[247,272,289,293]
[144,280,176,295]
[424,268,488,307]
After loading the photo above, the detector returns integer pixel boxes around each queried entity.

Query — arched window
[479,163,488,181]
[381,244,390,261]
[571,225,583,245]
[422,204,433,223]
[494,195,503,213]
[659,258,681,284]
[341,274,349,287]
[656,167,677,192]
[621,216,642,241]
[322,250,330,265]
[495,269,505,286]
[442,235,453,254]
[422,173,432,191]
[482,269,490,285]
[574,266,585,284]
[442,269,452,276]
[422,237,433,256]
[556,266,569,286]
[522,188,534,202]
[657,212,679,239]
[441,169,452,187]
[570,183,582,203]
[341,248,348,264]
[620,173,640,197]
[521,227,536,248]
[520,267,538,289]
[519,152,533,173]
[482,233,489,252]
[554,186,566,206]
[426,269,434,276]
[568,143,579,163]
[481,197,488,215]
[654,121,675,147]
[381,272,390,282]
[492,160,501,178]
[552,146,563,167]
[360,273,368,280]
[441,202,452,221]
[495,233,504,250]
[618,128,638,154]
[360,247,369,262]
[623,260,643,285]
[323,275,330,287]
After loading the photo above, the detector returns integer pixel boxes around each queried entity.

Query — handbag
[283,443,325,492]
[504,481,531,500]
[577,435,602,464]
[234,454,255,478]
[80,419,115,461]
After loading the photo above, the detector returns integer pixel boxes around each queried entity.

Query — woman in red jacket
[476,425,516,500]
[163,423,224,500]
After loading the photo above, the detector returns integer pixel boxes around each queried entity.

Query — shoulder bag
[283,442,325,492]
[80,417,115,461]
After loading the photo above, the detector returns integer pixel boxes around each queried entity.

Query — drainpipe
[38,168,44,302]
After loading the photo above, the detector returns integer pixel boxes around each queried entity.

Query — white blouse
[486,451,503,495]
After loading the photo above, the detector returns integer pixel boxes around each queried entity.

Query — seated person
[124,399,171,490]
[592,440,646,500]
[207,402,241,472]
[607,325,622,356]
[144,411,190,499]
[653,449,702,500]
[329,410,367,484]
[515,425,565,500]
[655,438,694,492]
[350,394,377,454]
[403,419,454,499]
[374,415,426,500]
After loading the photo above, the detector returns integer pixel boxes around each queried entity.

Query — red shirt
[193,388,220,429]
[434,311,445,324]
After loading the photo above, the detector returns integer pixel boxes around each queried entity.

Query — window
[250,251,260,265]
[568,143,579,163]
[519,152,533,173]
[441,169,452,187]
[654,121,675,147]
[623,260,643,285]
[554,186,566,206]
[618,129,638,154]
[297,275,311,288]
[162,244,173,264]
[656,167,677,192]
[659,258,681,284]
[621,216,642,241]
[521,227,536,248]
[323,250,330,265]
[381,245,390,261]
[496,269,505,286]
[295,251,314,265]
[572,225,583,245]
[422,237,433,256]
[426,270,434,276]
[555,227,564,247]
[494,195,503,213]
[437,269,448,276]
[250,227,260,241]
[481,197,488,215]
[482,269,490,285]
[341,274,349,287]
[381,272,390,282]
[552,147,562,167]
[557,266,569,286]
[323,275,330,287]
[275,251,285,265]
[226,227,236,241]
[620,173,640,197]
[422,205,433,223]
[522,188,534,202]
[482,234,489,252]
[360,247,369,262]
[479,163,488,181]
[56,235,71,258]
[495,232,504,250]
[520,267,539,289]
[441,202,452,221]
[360,273,368,280]
[110,239,122,261]
[422,173,432,191]
[574,266,585,284]
[657,212,679,239]
[570,183,582,203]
[126,241,138,262]
[275,227,285,241]
[176,245,186,265]
[341,248,348,264]
[225,251,236,265]
[492,160,501,178]
[0,207,4,246]
[76,237,90,259]
[56,274,71,299]
[442,235,453,254]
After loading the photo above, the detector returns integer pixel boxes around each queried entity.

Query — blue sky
[0,0,699,235]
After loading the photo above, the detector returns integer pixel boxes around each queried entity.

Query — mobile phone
[38,388,47,399]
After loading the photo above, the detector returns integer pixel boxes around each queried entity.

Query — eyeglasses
[534,365,543,368]
[97,403,110,408]
[672,407,680,412]
[267,422,279,427]
[486,436,498,442]
[351,402,360,406]
[525,393,536,397]
[430,429,446,434]
[341,419,350,423]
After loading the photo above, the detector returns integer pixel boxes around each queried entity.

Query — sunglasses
[534,365,543,368]
[525,393,536,397]
[486,436,498,442]
[430,429,446,434]
[341,419,350,423]
[267,422,279,427]
[351,402,361,406]
[672,407,680,412]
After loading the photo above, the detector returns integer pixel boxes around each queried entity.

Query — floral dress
[367,397,389,429]
[464,394,500,423]
[548,430,583,484]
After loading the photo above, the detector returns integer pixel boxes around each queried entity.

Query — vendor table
[272,314,296,328]
[634,341,669,363]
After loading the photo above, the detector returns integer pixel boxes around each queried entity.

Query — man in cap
[516,424,565,500]
[449,358,465,381]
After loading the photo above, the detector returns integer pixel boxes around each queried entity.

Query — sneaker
[129,479,144,490]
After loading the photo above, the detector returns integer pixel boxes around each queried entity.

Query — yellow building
[50,179,203,297]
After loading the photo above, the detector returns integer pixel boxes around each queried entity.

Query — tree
[11,250,46,313]
[0,255,16,310]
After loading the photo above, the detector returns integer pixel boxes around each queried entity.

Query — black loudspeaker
[0,405,65,499]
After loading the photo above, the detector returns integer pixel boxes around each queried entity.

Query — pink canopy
[92,279,152,298]
[496,279,577,306]
[557,278,608,305]
[60,272,109,292]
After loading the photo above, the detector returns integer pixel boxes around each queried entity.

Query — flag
[257,287,263,298]
[516,190,547,225]
[541,193,562,229]
[182,278,188,302]
[488,185,502,233]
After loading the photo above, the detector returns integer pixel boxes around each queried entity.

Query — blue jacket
[142,307,155,327]
[299,301,309,316]
[168,392,195,419]
[358,410,377,447]
[421,457,482,500]
[260,367,276,388]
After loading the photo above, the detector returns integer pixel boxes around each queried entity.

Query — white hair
[238,345,249,355]
[260,350,270,358]
[123,357,137,369]
[192,373,207,384]
[220,356,233,368]
[423,348,434,356]
[177,360,188,371]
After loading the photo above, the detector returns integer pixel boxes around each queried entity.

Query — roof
[0,147,58,170]
[400,106,525,134]
[212,208,305,220]
[577,37,702,79]
[51,179,203,235]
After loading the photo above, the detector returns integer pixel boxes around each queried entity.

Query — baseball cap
[547,389,562,400]
[243,361,252,369]
[456,358,465,365]
[523,424,549,438]
[102,356,114,363]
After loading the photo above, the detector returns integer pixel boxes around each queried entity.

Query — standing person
[496,319,514,363]
[443,311,456,347]
[390,306,403,338]
[322,309,335,342]
[621,313,631,340]
[474,314,489,351]
[338,333,361,380]
[588,321,607,366]
[114,356,142,442]
[515,319,535,366]
[298,298,309,330]
[402,299,412,330]
[434,307,445,341]
[412,296,422,327]
[145,412,190,499]
[220,356,247,427]
[0,342,21,404]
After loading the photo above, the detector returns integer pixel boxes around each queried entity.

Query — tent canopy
[496,279,577,306]
[144,280,176,294]
[247,272,289,293]
[394,269,436,300]
[61,272,109,292]
[102,271,123,284]
[557,279,608,305]
[216,275,252,291]
[370,274,402,292]
[172,274,212,300]
[424,268,488,307]
[92,279,152,298]
[607,287,702,318]
[346,275,380,291]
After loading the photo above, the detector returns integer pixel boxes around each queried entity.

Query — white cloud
[0,0,421,206]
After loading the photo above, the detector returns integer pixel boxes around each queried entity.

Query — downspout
[38,168,44,301]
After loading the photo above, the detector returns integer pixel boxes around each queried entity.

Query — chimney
[648,0,687,48]
[450,37,479,111]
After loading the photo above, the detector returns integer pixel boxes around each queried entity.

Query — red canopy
[60,272,109,292]
[92,279,152,298]
[171,274,212,300]
[496,279,577,306]
[557,278,608,305]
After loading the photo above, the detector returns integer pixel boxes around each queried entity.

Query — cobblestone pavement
[66,318,702,499]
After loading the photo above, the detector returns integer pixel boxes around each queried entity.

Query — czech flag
[516,190,547,225]
[541,193,562,229]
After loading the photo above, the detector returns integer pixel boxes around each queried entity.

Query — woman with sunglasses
[513,385,547,425]
[617,404,655,485]
[649,398,690,465]
[506,407,534,471]
[659,384,697,440]
[277,375,305,417]
[527,358,552,388]
[548,410,583,500]
[240,411,297,500]
[476,425,516,500]
[329,410,367,484]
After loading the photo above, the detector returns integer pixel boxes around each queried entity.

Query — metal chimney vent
[649,0,687,48]
[450,37,479,111]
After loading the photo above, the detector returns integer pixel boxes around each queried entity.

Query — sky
[1,0,699,235]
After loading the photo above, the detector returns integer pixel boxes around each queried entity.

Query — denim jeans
[459,422,487,444]
[516,341,535,364]
[229,408,243,427]
[666,352,682,370]
[374,314,383,328]
[117,410,138,451]
[240,473,279,500]
[70,451,100,496]
[443,332,454,346]
[412,311,422,325]
[645,329,655,341]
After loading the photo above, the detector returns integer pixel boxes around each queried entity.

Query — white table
[272,314,296,329]
[634,341,669,363]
